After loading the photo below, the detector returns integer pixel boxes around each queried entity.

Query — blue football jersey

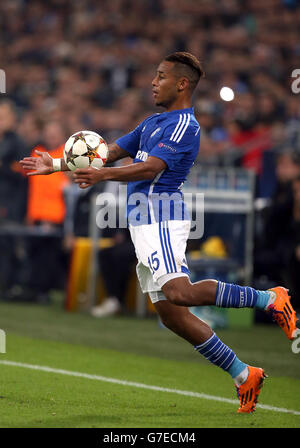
[116,107,200,225]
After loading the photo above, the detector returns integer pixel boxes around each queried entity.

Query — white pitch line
[0,360,300,416]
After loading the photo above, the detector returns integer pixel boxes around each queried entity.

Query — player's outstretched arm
[19,150,69,175]
[20,143,130,176]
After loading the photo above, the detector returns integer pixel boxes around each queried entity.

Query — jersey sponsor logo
[150,127,161,138]
[136,150,148,161]
[158,142,176,152]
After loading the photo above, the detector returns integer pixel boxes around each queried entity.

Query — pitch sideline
[0,359,299,416]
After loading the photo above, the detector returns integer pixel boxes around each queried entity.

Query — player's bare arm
[73,155,167,189]
[106,142,132,164]
[19,143,130,176]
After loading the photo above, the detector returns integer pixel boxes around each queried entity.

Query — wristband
[53,158,62,172]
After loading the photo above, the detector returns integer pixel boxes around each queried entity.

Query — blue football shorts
[129,220,191,303]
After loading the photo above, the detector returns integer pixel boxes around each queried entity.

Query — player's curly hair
[164,52,205,92]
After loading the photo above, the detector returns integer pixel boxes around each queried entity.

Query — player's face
[152,61,179,108]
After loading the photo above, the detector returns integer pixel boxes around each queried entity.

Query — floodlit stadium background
[1,0,299,314]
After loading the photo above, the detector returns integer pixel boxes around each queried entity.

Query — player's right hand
[19,150,54,175]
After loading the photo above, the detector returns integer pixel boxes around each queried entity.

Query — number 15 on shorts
[148,251,160,274]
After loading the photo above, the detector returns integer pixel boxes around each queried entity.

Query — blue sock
[216,281,259,308]
[227,357,248,379]
[255,290,273,310]
[194,333,247,380]
[215,281,273,310]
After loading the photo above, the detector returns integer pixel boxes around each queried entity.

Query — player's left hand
[73,167,104,189]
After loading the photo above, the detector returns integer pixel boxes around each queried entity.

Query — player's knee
[164,286,190,306]
[163,282,206,307]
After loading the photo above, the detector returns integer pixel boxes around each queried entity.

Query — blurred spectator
[0,100,29,221]
[23,121,70,303]
[287,175,300,311]
[18,112,42,150]
[272,151,300,204]
[254,150,300,311]
[0,99,29,297]
[27,121,69,225]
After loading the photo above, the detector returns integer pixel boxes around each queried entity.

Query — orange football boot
[236,366,267,414]
[267,287,299,340]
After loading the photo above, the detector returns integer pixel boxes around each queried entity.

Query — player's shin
[194,332,248,385]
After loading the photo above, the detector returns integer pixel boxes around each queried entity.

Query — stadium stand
[0,0,299,312]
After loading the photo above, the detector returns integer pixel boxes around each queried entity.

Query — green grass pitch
[0,299,299,428]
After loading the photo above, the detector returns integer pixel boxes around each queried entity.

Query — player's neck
[165,98,192,113]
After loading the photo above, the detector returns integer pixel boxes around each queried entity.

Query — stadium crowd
[0,0,299,311]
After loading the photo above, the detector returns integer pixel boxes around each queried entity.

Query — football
[64,130,108,171]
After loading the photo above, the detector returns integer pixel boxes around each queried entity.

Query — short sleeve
[150,122,200,170]
[115,121,144,158]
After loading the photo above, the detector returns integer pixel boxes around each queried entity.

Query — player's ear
[177,77,189,92]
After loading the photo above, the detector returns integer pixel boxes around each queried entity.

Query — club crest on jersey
[150,127,161,138]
